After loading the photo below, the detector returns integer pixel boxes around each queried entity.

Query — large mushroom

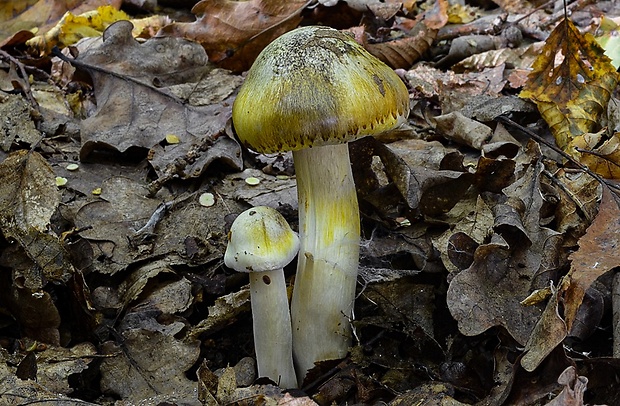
[232,26,409,382]
[224,206,299,388]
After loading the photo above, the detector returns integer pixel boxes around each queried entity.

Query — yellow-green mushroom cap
[232,26,409,154]
[224,206,300,273]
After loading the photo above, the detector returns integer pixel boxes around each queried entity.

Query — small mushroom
[232,26,409,382]
[224,206,299,388]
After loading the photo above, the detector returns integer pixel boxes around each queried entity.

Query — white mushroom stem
[249,269,298,389]
[290,143,360,383]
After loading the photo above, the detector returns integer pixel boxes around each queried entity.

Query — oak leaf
[158,0,308,72]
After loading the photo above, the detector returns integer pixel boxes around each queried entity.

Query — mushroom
[224,206,299,388]
[232,26,409,382]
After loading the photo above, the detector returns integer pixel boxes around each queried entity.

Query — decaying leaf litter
[1,0,620,404]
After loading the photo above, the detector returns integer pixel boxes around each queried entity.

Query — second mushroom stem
[250,269,298,389]
[290,143,360,383]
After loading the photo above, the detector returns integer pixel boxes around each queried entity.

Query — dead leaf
[36,342,97,394]
[520,186,618,372]
[74,20,241,179]
[118,261,176,308]
[433,196,494,272]
[434,111,492,150]
[216,366,237,404]
[520,18,619,151]
[405,65,509,115]
[0,149,73,284]
[2,285,61,344]
[158,0,308,72]
[564,187,620,331]
[0,94,41,151]
[544,366,589,406]
[568,130,620,179]
[0,149,59,232]
[389,383,465,405]
[447,144,562,345]
[447,3,480,24]
[190,288,251,338]
[490,0,535,13]
[520,284,567,372]
[454,41,543,74]
[197,360,219,405]
[361,0,448,69]
[100,329,201,404]
[357,138,473,216]
[436,34,513,68]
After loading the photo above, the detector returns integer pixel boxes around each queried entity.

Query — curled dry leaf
[544,366,589,406]
[354,137,473,216]
[434,111,492,150]
[362,0,448,69]
[521,186,616,372]
[158,0,308,72]
[447,144,562,345]
[190,289,251,338]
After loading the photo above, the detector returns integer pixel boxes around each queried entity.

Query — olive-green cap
[232,26,409,154]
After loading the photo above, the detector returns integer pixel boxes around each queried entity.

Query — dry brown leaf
[363,0,448,69]
[0,149,74,284]
[1,286,61,344]
[520,284,567,372]
[520,18,619,150]
[434,111,492,149]
[447,143,562,345]
[100,329,201,404]
[564,187,620,331]
[0,94,41,151]
[0,149,59,232]
[158,0,307,72]
[73,21,242,178]
[544,366,589,406]
[454,42,543,73]
[521,186,618,372]
[35,342,97,394]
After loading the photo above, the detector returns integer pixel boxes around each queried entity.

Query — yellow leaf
[568,130,620,179]
[447,3,479,24]
[27,5,130,56]
[520,18,619,150]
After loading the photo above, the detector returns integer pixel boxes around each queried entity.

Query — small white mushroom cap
[224,206,300,273]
